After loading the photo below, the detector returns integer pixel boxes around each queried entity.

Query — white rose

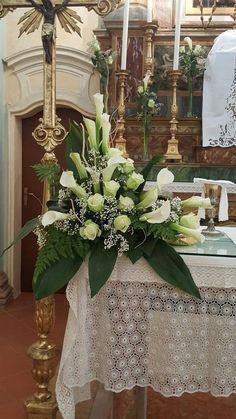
[114,215,131,233]
[138,85,144,94]
[148,99,155,109]
[126,172,144,190]
[80,220,101,241]
[123,158,134,174]
[118,196,135,211]
[107,148,123,158]
[104,180,120,197]
[87,193,104,212]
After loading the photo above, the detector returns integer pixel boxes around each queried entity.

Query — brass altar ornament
[165,70,182,162]
[202,183,224,238]
[143,22,158,76]
[115,70,129,157]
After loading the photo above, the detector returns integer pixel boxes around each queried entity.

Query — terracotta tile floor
[1,293,236,419]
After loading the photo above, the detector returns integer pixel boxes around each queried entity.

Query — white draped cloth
[202,29,236,147]
[56,255,236,419]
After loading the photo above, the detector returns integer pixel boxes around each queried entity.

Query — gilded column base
[165,139,182,161]
[25,398,58,419]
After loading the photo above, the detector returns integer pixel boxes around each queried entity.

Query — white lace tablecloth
[56,255,236,419]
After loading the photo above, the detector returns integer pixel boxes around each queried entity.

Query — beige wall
[4,7,99,57]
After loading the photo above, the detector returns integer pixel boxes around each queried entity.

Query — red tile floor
[1,293,236,419]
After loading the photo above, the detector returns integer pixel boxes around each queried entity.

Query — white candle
[147,0,152,23]
[121,0,130,70]
[173,0,182,70]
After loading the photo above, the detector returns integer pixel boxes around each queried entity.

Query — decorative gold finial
[165,70,182,162]
[115,70,129,157]
[143,22,158,76]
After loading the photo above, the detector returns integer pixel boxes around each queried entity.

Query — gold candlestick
[143,23,158,76]
[115,70,129,157]
[165,70,182,162]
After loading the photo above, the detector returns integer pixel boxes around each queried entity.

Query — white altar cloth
[56,254,236,419]
[202,29,236,147]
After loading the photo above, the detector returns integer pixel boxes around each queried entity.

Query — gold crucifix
[0,2,119,418]
[1,0,118,176]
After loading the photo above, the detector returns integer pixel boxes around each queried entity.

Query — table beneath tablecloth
[56,254,236,419]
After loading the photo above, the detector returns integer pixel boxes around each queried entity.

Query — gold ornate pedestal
[165,70,182,162]
[143,23,158,76]
[115,70,129,157]
[25,295,60,418]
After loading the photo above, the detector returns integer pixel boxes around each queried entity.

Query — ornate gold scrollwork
[0,0,13,17]
[32,116,67,153]
[87,0,119,16]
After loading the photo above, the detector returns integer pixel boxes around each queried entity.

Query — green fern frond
[32,163,61,186]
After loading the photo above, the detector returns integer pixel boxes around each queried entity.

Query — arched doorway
[21,107,83,291]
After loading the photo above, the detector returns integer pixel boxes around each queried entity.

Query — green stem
[143,112,149,160]
[187,79,193,118]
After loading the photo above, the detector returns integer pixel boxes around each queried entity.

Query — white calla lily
[41,211,70,227]
[93,92,104,128]
[60,171,87,199]
[70,152,88,179]
[102,156,127,181]
[170,223,205,244]
[136,186,158,210]
[143,74,151,91]
[157,168,174,193]
[184,36,193,51]
[139,200,171,224]
[181,196,212,209]
[180,213,200,230]
[83,117,98,151]
[101,113,111,155]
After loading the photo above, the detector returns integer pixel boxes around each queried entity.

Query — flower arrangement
[136,74,161,160]
[3,93,212,300]
[179,37,208,117]
[88,34,114,112]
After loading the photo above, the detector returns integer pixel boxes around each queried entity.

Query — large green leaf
[89,242,118,297]
[137,155,164,193]
[1,217,40,257]
[128,235,158,264]
[144,239,201,299]
[33,256,83,300]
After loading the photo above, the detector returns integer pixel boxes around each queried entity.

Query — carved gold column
[25,33,66,419]
[115,70,129,157]
[143,22,158,76]
[165,70,182,162]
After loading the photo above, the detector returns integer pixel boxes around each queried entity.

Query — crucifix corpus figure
[18,0,83,64]
[28,0,68,63]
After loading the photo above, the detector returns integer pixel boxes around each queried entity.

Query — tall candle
[173,0,182,70]
[147,0,153,23]
[121,0,130,70]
